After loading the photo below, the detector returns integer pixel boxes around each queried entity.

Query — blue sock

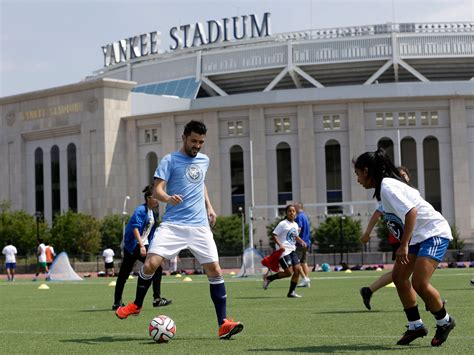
[209,275,227,326]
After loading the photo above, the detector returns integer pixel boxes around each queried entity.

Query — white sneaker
[287,291,302,298]
[297,278,311,288]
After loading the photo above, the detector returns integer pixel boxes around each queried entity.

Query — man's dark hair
[183,120,207,136]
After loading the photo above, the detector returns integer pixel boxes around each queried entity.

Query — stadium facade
[1,14,473,244]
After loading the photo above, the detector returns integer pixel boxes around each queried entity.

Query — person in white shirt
[262,204,307,298]
[33,239,48,281]
[354,149,455,347]
[102,247,115,277]
[2,239,17,281]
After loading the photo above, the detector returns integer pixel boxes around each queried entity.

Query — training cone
[38,284,50,290]
[128,275,134,280]
[182,277,192,282]
[385,282,396,288]
[344,269,352,273]
[175,273,182,278]
[375,267,383,271]
[108,281,116,287]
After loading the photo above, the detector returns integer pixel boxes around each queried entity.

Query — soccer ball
[149,315,176,343]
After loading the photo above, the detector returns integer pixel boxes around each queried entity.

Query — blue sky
[1,0,472,97]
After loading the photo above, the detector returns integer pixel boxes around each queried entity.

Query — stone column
[203,111,221,213]
[297,104,317,203]
[449,98,472,242]
[347,102,367,202]
[248,107,268,206]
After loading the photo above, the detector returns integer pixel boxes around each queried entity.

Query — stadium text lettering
[102,31,161,67]
[21,103,83,120]
[169,12,271,50]
[101,13,272,67]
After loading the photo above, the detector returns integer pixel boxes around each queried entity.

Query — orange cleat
[218,318,244,339]
[115,302,141,319]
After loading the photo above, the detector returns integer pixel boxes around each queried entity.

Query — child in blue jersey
[116,120,243,340]
[112,185,171,310]
[354,149,455,347]
[263,204,307,298]
[295,202,311,288]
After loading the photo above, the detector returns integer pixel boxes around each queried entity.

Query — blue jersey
[295,211,311,247]
[155,151,209,226]
[123,204,159,254]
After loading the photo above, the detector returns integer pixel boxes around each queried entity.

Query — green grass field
[1,268,473,354]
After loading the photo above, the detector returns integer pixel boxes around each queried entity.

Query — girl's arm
[360,210,383,244]
[272,234,285,251]
[295,236,306,248]
[396,207,417,264]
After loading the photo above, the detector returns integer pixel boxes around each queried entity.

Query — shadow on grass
[61,336,141,345]
[248,344,430,353]
[62,336,211,345]
[236,296,283,299]
[78,308,113,313]
[314,309,399,314]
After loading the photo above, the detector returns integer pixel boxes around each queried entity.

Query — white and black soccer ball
[149,315,176,343]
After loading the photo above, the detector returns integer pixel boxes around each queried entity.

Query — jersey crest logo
[286,227,298,244]
[384,213,404,241]
[185,164,204,183]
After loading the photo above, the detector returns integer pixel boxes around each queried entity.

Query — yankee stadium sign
[102,12,271,67]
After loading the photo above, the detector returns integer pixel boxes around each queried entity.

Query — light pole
[122,196,130,248]
[238,206,245,255]
[339,215,346,264]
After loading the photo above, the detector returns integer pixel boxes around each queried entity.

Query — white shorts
[148,222,219,264]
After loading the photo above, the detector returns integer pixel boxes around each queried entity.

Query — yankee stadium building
[1,13,473,244]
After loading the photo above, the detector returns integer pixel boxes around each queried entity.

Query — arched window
[147,152,158,185]
[377,137,394,162]
[401,137,417,187]
[276,142,292,205]
[67,143,77,212]
[51,145,60,217]
[325,139,342,214]
[423,136,441,211]
[230,145,245,214]
[34,148,44,215]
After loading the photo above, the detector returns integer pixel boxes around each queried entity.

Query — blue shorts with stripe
[279,251,300,270]
[408,236,450,262]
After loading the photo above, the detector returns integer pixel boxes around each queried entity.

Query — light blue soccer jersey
[154,151,209,226]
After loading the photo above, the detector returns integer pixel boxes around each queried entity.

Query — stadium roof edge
[0,78,137,104]
[122,81,474,119]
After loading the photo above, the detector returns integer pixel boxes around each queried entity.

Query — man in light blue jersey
[116,120,243,340]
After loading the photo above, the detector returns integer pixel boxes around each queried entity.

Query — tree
[50,210,101,259]
[314,216,362,253]
[448,225,464,250]
[0,200,49,254]
[100,214,128,254]
[212,215,248,256]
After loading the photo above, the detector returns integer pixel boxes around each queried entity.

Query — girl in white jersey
[354,149,455,347]
[263,204,307,298]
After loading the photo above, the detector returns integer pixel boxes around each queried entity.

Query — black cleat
[112,302,125,310]
[431,317,456,347]
[359,287,372,310]
[397,325,428,345]
[152,297,172,307]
